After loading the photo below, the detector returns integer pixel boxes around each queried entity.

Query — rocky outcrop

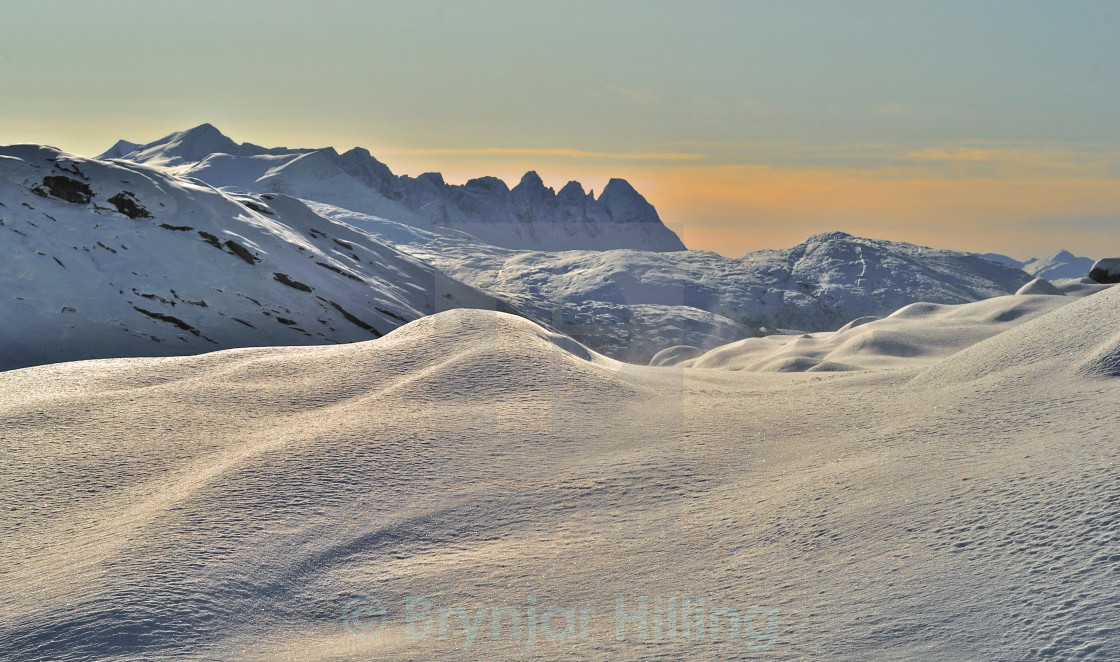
[107,191,152,218]
[33,176,93,204]
[1088,258,1120,284]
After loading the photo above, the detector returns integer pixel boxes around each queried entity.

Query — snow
[677,293,1084,371]
[1022,249,1096,281]
[112,123,241,168]
[1,286,1117,659]
[1089,257,1120,284]
[978,249,1096,281]
[0,145,511,371]
[2,139,1033,368]
[1015,277,1065,296]
[914,281,1120,384]
[377,225,1032,362]
[1054,276,1114,296]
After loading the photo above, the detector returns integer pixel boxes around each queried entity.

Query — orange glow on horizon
[628,165,1120,259]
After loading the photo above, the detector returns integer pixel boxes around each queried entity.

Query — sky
[2,0,1119,259]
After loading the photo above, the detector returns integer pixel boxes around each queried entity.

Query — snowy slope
[101,125,686,252]
[2,289,1118,660]
[0,144,512,371]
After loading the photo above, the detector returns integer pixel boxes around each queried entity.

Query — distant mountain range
[0,126,1079,367]
[372,226,1035,361]
[100,124,686,253]
[980,249,1096,281]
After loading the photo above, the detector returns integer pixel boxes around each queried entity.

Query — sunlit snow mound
[361,308,635,401]
[0,309,636,660]
[914,283,1120,385]
[675,294,1083,371]
[1014,277,1065,296]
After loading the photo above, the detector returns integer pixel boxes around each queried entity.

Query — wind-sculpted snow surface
[0,145,510,371]
[913,282,1120,385]
[677,293,1087,371]
[2,300,1118,660]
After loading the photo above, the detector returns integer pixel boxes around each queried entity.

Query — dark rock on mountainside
[107,192,152,218]
[33,176,93,204]
[1089,258,1120,284]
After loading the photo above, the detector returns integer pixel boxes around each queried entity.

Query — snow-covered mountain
[0,144,513,371]
[1022,249,1096,280]
[980,249,1096,281]
[100,124,686,252]
[1,132,1035,369]
[314,203,1034,362]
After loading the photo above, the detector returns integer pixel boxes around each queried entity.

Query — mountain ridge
[100,124,686,252]
[0,143,515,371]
[979,248,1096,280]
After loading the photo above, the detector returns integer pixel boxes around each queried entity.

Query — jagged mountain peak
[558,180,586,199]
[515,170,546,190]
[600,177,638,196]
[464,176,510,193]
[597,178,666,227]
[416,172,446,188]
[100,125,686,251]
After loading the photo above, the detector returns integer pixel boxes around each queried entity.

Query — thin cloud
[907,147,997,162]
[904,144,1120,176]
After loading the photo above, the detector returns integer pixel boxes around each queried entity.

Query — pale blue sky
[3,1,1118,257]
